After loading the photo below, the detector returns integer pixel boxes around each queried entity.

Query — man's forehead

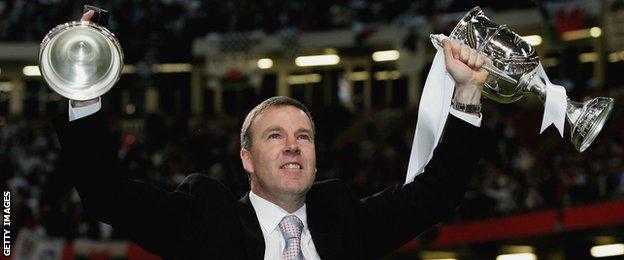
[256,105,308,120]
[252,105,312,130]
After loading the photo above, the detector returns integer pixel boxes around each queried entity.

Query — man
[54,10,488,260]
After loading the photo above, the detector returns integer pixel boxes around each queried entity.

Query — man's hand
[442,39,490,105]
[82,9,95,21]
[70,9,98,108]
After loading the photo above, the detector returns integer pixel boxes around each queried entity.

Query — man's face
[240,105,316,201]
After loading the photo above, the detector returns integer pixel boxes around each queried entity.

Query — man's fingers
[475,54,485,69]
[443,39,491,77]
[451,39,461,59]
[468,49,478,68]
[460,44,471,63]
[442,39,456,66]
[81,10,95,22]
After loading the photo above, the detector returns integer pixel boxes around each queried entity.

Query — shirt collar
[248,190,308,234]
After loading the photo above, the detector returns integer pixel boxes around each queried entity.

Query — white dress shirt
[68,99,481,127]
[449,108,481,127]
[248,190,321,260]
[68,98,101,121]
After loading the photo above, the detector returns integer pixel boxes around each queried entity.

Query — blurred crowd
[0,0,540,39]
[1,92,623,241]
[0,0,543,63]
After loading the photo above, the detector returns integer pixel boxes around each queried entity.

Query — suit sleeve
[358,115,484,257]
[53,111,232,257]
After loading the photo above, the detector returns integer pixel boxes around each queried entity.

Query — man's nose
[283,136,300,155]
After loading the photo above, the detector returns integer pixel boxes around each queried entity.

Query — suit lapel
[236,194,265,260]
[306,186,344,259]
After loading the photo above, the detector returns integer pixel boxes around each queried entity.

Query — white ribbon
[405,35,455,183]
[536,63,567,137]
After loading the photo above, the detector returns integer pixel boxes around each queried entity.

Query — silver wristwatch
[451,100,481,114]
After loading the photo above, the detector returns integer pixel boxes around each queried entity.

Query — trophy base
[571,97,614,152]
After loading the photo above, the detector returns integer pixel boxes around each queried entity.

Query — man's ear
[240,148,254,174]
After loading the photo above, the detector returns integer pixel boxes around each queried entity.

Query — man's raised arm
[357,39,489,257]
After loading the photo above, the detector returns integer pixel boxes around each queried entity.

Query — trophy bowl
[39,7,123,101]
[447,6,614,152]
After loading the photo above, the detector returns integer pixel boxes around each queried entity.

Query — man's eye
[298,134,310,140]
[268,133,280,139]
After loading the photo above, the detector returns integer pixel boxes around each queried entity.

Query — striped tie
[278,215,304,260]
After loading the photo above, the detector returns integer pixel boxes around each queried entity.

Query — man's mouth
[280,163,302,169]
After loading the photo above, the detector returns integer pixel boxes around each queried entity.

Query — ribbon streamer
[405,35,455,183]
[536,63,567,137]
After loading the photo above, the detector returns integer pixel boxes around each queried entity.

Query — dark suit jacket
[54,111,484,259]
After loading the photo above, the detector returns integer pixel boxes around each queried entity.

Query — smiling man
[238,99,321,259]
[54,10,489,259]
[240,101,317,212]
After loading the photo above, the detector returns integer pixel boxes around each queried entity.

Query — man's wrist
[454,84,482,105]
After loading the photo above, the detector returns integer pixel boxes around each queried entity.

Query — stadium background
[1,0,624,259]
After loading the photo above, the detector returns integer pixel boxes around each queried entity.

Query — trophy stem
[565,99,584,125]
[523,70,548,101]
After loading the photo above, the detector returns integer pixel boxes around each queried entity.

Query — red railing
[401,199,624,250]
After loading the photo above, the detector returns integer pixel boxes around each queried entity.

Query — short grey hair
[240,96,315,150]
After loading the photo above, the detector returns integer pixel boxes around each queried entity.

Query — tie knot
[278,215,303,240]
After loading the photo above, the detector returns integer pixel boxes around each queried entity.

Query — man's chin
[279,181,312,195]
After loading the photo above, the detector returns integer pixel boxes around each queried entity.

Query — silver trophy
[39,6,123,101]
[432,7,614,152]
